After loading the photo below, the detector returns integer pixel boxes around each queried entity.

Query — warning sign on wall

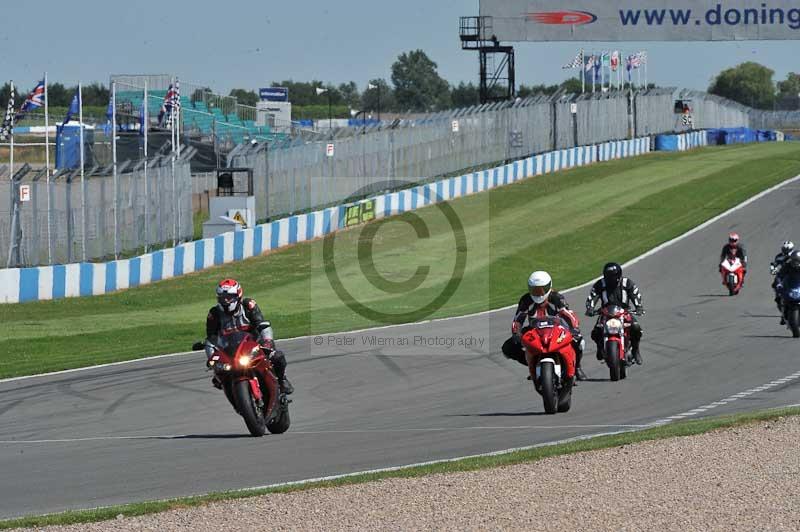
[19,185,31,202]
[227,209,253,229]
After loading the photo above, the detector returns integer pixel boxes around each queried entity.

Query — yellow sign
[231,211,248,228]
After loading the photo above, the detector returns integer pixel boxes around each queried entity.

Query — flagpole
[581,49,585,94]
[143,79,149,253]
[44,73,52,264]
[175,79,181,245]
[601,52,606,92]
[170,76,177,248]
[78,82,87,262]
[637,63,641,90]
[592,53,596,94]
[9,81,14,183]
[112,81,119,259]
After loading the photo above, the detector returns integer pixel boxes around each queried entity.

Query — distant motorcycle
[720,254,745,296]
[590,304,634,382]
[193,332,290,437]
[777,271,800,338]
[520,317,576,415]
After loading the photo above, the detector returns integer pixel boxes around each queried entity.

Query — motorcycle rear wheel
[267,402,291,434]
[606,342,621,382]
[557,387,572,413]
[234,380,266,437]
[539,362,558,415]
[789,308,800,339]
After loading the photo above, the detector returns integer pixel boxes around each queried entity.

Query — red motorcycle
[590,304,633,382]
[193,332,290,437]
[720,253,745,296]
[520,316,576,414]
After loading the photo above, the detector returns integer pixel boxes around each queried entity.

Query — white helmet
[783,241,795,255]
[527,271,553,304]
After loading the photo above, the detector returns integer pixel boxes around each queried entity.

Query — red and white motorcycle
[720,254,745,296]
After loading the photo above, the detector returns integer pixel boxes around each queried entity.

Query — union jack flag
[17,79,45,122]
[158,80,181,128]
[0,82,15,141]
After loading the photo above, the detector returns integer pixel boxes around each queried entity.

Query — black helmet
[788,250,800,270]
[603,262,623,290]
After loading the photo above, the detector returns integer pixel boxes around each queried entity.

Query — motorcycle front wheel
[539,362,558,415]
[606,342,621,382]
[233,380,267,437]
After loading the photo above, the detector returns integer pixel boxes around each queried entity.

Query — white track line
[647,370,800,426]
[2,172,799,387]
[0,424,651,445]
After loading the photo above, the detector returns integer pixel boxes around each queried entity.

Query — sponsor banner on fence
[480,0,800,41]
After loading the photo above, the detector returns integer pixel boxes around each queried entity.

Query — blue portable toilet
[55,124,94,169]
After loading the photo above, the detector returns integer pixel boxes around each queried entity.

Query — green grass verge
[2,143,800,378]
[2,406,798,530]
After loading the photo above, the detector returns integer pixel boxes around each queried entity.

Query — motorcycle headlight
[605,318,623,335]
[238,354,252,368]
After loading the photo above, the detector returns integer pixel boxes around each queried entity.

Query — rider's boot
[776,296,787,324]
[632,342,643,365]
[279,376,294,395]
[574,340,587,381]
[211,376,223,390]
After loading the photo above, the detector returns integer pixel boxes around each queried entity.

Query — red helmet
[216,279,243,314]
[728,232,740,245]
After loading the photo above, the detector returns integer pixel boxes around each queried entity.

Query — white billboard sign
[480,1,800,41]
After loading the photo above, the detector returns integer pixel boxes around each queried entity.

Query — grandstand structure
[110,74,288,149]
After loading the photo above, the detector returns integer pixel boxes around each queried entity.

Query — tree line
[2,53,795,118]
[709,62,800,110]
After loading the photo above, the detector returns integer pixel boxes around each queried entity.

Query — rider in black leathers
[585,263,645,365]
[205,279,293,394]
[771,241,795,322]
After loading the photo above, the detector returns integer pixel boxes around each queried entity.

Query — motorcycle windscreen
[218,331,252,358]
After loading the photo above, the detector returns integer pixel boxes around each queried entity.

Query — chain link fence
[0,159,192,267]
[3,84,791,269]
[750,110,800,130]
[229,88,754,222]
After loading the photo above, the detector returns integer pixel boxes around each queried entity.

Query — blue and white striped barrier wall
[656,130,709,152]
[2,136,661,304]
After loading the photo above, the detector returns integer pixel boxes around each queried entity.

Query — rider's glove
[203,340,215,360]
[770,265,778,275]
[511,321,521,335]
[259,338,275,352]
[635,308,646,316]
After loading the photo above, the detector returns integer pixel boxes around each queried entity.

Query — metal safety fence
[0,159,192,267]
[228,88,752,222]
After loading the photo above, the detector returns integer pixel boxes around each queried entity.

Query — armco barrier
[655,131,708,152]
[2,136,664,303]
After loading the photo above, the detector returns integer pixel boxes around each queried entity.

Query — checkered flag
[562,50,584,70]
[169,78,180,129]
[0,82,15,142]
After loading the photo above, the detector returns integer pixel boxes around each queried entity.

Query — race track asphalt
[2,178,800,519]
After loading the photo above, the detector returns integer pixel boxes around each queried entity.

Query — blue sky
[0,0,795,94]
